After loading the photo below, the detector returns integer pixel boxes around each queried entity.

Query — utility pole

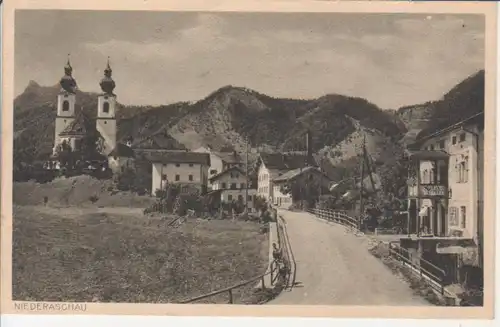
[245,136,249,213]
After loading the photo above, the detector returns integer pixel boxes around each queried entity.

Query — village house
[193,146,244,188]
[403,112,484,284]
[207,166,257,211]
[272,166,331,208]
[140,150,211,195]
[256,152,317,205]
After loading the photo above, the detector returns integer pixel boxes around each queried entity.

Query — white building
[208,166,257,211]
[52,57,120,170]
[405,112,484,272]
[255,152,316,204]
[193,146,243,188]
[141,150,210,195]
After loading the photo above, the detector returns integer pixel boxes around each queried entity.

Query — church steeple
[99,56,116,95]
[59,54,77,94]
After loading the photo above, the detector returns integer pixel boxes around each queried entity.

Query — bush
[89,195,99,203]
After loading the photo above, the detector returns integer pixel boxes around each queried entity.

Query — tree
[54,140,74,168]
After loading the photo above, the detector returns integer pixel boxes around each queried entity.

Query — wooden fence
[308,208,360,231]
[388,241,447,295]
[179,216,293,304]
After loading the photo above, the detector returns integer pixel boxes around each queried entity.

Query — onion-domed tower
[53,55,78,155]
[96,57,117,155]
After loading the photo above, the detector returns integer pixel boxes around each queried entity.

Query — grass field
[12,205,269,303]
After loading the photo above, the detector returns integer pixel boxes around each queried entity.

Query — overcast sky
[15,10,484,109]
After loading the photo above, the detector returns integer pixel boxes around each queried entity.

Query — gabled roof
[213,151,243,164]
[108,143,135,158]
[273,166,330,183]
[412,112,484,147]
[258,152,315,171]
[132,134,185,150]
[209,166,245,182]
[136,150,211,166]
[59,112,90,136]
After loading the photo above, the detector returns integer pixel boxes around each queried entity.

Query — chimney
[306,130,313,166]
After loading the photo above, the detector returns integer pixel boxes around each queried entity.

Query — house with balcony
[403,112,484,285]
[207,166,257,212]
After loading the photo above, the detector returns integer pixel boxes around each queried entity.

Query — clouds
[14,11,484,109]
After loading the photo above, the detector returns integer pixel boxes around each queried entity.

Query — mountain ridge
[13,70,484,182]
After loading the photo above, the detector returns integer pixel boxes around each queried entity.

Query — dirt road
[270,210,430,306]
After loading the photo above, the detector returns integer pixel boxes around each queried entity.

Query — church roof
[59,112,90,136]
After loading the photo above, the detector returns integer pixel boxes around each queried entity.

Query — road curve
[270,210,430,306]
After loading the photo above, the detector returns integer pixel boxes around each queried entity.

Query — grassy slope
[12,206,269,303]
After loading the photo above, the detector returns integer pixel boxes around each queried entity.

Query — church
[50,57,134,173]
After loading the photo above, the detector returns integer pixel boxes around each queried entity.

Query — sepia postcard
[1,0,497,320]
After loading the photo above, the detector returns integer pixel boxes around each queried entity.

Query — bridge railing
[179,217,291,304]
[277,214,297,289]
[388,241,447,295]
[308,208,359,231]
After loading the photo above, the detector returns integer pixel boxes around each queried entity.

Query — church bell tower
[96,57,117,155]
[53,55,78,155]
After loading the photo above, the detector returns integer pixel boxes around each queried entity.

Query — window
[103,102,110,113]
[121,166,125,173]
[189,163,194,167]
[429,145,434,151]
[449,207,458,226]
[104,121,107,124]
[210,169,217,175]
[452,136,457,145]
[162,174,167,181]
[422,169,429,184]
[175,174,180,181]
[222,183,227,189]
[62,100,70,111]
[460,206,467,228]
[188,175,193,181]
[238,195,243,202]
[235,173,240,178]
[230,183,237,190]
[228,195,233,201]
[459,133,466,142]
[241,183,246,189]
[175,163,180,167]
[439,140,446,149]
[457,157,469,183]
[248,195,252,201]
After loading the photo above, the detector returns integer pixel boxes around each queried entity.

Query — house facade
[256,152,316,205]
[273,166,332,208]
[404,112,484,282]
[206,166,257,212]
[193,146,244,188]
[142,150,210,195]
